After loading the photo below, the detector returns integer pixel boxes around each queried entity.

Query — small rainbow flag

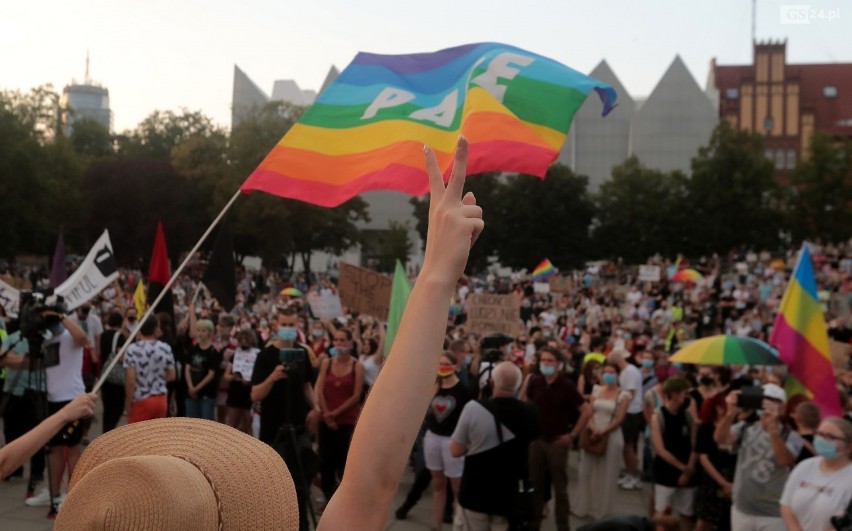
[531,258,557,281]
[241,42,616,207]
[769,245,842,416]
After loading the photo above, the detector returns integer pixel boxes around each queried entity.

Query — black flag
[203,221,236,311]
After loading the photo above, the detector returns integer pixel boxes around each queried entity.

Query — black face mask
[699,376,715,386]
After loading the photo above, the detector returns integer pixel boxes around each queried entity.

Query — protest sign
[337,263,392,321]
[638,265,661,282]
[830,340,851,370]
[533,282,551,294]
[548,275,573,293]
[55,230,119,311]
[307,292,344,320]
[0,278,20,317]
[466,293,521,337]
[232,349,259,380]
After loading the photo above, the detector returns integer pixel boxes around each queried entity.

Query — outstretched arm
[319,138,483,530]
[0,393,96,480]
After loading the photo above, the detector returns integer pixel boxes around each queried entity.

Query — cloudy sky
[2,0,848,132]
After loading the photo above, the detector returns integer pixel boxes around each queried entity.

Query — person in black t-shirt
[184,319,222,420]
[424,351,472,530]
[695,393,737,531]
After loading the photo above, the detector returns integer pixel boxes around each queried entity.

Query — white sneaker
[617,475,631,487]
[25,489,64,507]
[620,476,642,490]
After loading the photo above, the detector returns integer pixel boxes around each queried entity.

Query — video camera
[18,291,67,340]
[480,333,514,364]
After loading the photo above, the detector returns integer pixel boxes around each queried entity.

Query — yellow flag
[133,279,147,316]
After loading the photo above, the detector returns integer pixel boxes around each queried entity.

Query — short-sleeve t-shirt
[124,339,175,401]
[619,363,644,414]
[731,421,804,517]
[426,381,473,436]
[187,344,222,398]
[780,457,852,531]
[44,329,85,403]
[251,344,313,444]
[695,422,737,473]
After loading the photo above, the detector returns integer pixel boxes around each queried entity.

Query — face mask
[438,367,455,379]
[329,347,339,358]
[624,333,633,341]
[277,327,298,342]
[699,376,715,386]
[673,362,683,370]
[312,330,324,338]
[504,344,514,356]
[642,359,654,368]
[813,436,840,459]
[540,365,556,377]
[602,373,618,386]
[463,355,473,367]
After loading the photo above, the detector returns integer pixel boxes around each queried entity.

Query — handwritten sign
[638,265,661,282]
[232,348,259,380]
[548,275,573,293]
[307,293,344,320]
[337,263,392,321]
[465,294,521,337]
[533,282,551,294]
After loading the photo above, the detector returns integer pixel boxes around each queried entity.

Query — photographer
[715,383,804,531]
[451,361,539,530]
[475,333,514,399]
[14,308,89,517]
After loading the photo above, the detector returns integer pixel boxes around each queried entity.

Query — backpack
[104,331,126,385]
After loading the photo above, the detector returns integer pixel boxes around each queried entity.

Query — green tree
[490,164,595,270]
[787,132,852,243]
[685,121,781,254]
[118,109,223,160]
[69,117,114,160]
[371,221,413,272]
[592,156,689,262]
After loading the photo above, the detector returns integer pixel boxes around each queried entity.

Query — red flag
[147,221,174,319]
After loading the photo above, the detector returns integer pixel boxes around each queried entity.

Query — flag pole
[93,189,242,393]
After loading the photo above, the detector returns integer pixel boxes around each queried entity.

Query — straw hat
[55,418,298,530]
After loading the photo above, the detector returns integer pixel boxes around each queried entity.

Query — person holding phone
[715,383,804,531]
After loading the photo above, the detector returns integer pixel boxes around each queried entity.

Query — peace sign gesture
[422,136,484,288]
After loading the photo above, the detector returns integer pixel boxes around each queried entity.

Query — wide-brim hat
[55,418,298,530]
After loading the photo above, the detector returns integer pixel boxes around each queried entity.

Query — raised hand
[422,136,484,287]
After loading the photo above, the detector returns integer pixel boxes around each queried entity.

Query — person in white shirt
[608,347,645,490]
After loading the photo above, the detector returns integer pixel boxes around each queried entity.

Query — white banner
[638,265,661,282]
[55,230,119,311]
[533,282,551,294]
[307,293,344,320]
[0,278,20,318]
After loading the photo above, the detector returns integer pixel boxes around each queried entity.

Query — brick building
[709,40,852,174]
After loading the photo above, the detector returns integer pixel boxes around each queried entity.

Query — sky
[2,0,849,133]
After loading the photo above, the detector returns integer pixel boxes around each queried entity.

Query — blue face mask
[672,362,683,370]
[642,359,654,368]
[602,373,618,385]
[329,347,339,358]
[540,365,556,377]
[814,436,840,459]
[312,330,324,338]
[277,327,298,342]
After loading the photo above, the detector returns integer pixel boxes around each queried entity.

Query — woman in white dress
[573,361,630,521]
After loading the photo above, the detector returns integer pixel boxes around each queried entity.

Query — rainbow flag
[531,258,557,281]
[241,42,616,207]
[769,245,842,416]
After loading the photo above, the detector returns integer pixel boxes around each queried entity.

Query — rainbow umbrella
[279,287,304,297]
[670,268,703,282]
[670,335,782,366]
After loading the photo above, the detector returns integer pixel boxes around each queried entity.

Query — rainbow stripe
[241,43,616,207]
[531,258,557,281]
[769,245,842,415]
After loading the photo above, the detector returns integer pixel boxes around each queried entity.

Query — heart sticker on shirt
[431,395,456,423]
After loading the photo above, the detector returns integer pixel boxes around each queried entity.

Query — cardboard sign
[830,340,851,370]
[337,263,392,321]
[548,275,573,293]
[307,293,344,320]
[533,282,551,294]
[466,293,521,337]
[638,265,661,282]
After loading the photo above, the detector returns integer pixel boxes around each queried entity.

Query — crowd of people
[1,236,852,529]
